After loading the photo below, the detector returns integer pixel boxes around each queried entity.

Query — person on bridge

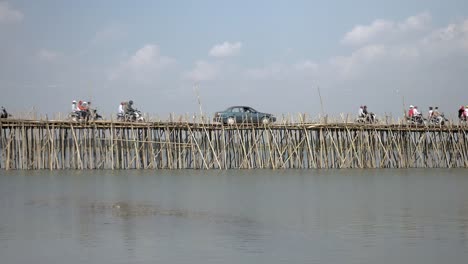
[123,100,135,115]
[413,106,421,116]
[71,100,78,113]
[118,102,125,115]
[363,105,369,116]
[408,105,415,118]
[459,106,465,119]
[1,106,9,118]
[428,106,433,119]
[358,106,365,118]
[432,107,440,117]
[77,100,90,119]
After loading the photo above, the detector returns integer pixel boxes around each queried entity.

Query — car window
[232,107,242,113]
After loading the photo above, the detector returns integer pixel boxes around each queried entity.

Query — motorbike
[69,109,102,122]
[407,114,425,125]
[460,116,467,125]
[356,113,378,124]
[428,114,448,126]
[117,109,145,122]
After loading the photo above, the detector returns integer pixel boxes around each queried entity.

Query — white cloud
[37,49,62,62]
[424,19,468,44]
[0,2,23,23]
[342,12,432,46]
[184,60,220,81]
[342,19,393,45]
[399,12,431,31]
[209,41,242,57]
[330,45,386,78]
[109,44,175,82]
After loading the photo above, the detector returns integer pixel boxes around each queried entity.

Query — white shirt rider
[72,101,78,112]
[358,107,364,118]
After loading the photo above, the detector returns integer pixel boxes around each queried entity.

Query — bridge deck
[1,119,466,131]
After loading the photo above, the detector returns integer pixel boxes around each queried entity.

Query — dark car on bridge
[213,106,276,125]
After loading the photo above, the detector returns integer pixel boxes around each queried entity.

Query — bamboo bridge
[1,119,467,170]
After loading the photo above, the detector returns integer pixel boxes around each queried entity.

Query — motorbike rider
[363,105,369,116]
[459,106,465,120]
[124,100,135,115]
[428,106,433,119]
[412,106,422,121]
[72,100,79,113]
[1,106,9,118]
[428,106,446,124]
[362,105,375,122]
[358,106,365,118]
[432,107,440,117]
[77,100,90,119]
[118,102,125,115]
[408,105,415,118]
[408,105,423,124]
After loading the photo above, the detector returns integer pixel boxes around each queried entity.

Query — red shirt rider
[408,106,414,117]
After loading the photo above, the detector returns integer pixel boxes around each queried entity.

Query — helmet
[363,105,367,108]
[409,105,414,108]
[429,106,433,110]
[82,102,88,106]
[129,100,134,105]
[72,100,76,103]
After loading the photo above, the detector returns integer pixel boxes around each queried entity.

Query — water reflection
[1,169,468,264]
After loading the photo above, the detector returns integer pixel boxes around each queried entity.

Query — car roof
[226,106,254,110]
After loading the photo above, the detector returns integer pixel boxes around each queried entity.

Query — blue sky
[1,0,468,118]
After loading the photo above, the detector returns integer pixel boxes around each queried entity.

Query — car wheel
[261,117,270,125]
[227,117,235,125]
